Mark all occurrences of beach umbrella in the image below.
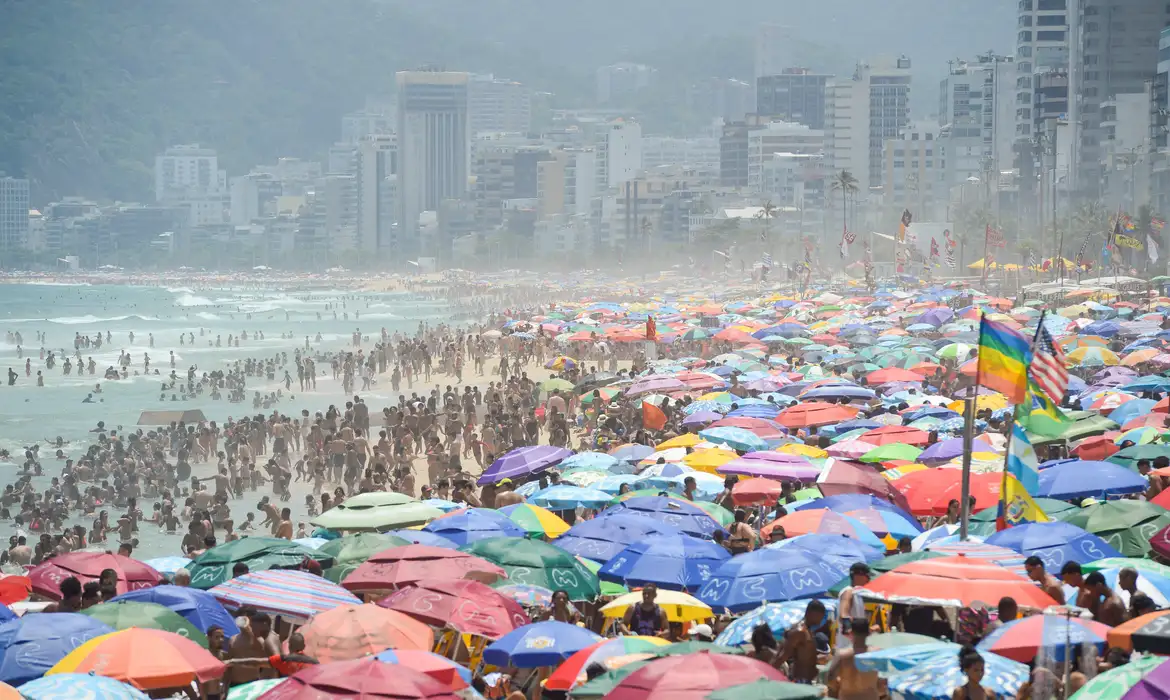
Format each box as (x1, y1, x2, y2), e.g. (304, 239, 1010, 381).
(371, 649, 473, 692)
(713, 600, 840, 647)
(317, 532, 412, 582)
(707, 679, 821, 700)
(529, 484, 614, 510)
(795, 493, 915, 520)
(1067, 654, 1169, 700)
(852, 642, 960, 673)
(210, 569, 360, 622)
(541, 377, 575, 392)
(341, 544, 505, 592)
(421, 507, 527, 545)
(859, 555, 1059, 608)
(1107, 610, 1170, 653)
(861, 425, 931, 446)
(894, 469, 1003, 516)
(461, 537, 601, 601)
(874, 648, 1029, 700)
(763, 510, 885, 549)
(716, 452, 819, 481)
(599, 590, 713, 623)
(257, 657, 459, 700)
(545, 637, 671, 692)
(18, 674, 149, 700)
(1068, 346, 1121, 366)
(844, 508, 925, 539)
(79, 601, 208, 645)
(731, 477, 784, 506)
(477, 445, 572, 485)
(28, 552, 162, 599)
(605, 496, 724, 539)
(186, 537, 332, 590)
(767, 534, 885, 570)
(311, 491, 445, 531)
(553, 513, 685, 562)
(483, 621, 602, 668)
(0, 613, 114, 685)
(816, 459, 914, 511)
(977, 615, 1112, 663)
(377, 579, 528, 640)
(299, 603, 435, 662)
(559, 451, 623, 471)
(142, 557, 191, 576)
(985, 522, 1121, 569)
(598, 534, 730, 591)
(604, 652, 787, 700)
(46, 628, 224, 691)
(0, 576, 29, 606)
(380, 529, 457, 549)
(1037, 460, 1147, 500)
(697, 547, 850, 612)
(776, 403, 859, 428)
(828, 439, 880, 460)
(859, 443, 923, 463)
(1064, 501, 1170, 557)
(110, 586, 238, 636)
(498, 503, 571, 538)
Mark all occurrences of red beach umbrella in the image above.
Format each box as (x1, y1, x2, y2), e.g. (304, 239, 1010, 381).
(816, 459, 913, 513)
(341, 545, 505, 593)
(776, 403, 859, 428)
(861, 555, 1059, 609)
(893, 468, 1003, 516)
(731, 478, 784, 507)
(377, 579, 530, 640)
(28, 552, 161, 599)
(860, 425, 930, 447)
(256, 657, 459, 700)
(605, 651, 787, 700)
(299, 603, 435, 662)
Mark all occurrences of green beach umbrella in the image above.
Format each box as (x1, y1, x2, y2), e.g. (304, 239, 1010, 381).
(310, 491, 444, 531)
(1083, 558, 1170, 577)
(574, 556, 628, 597)
(80, 601, 208, 645)
(579, 387, 622, 404)
(1062, 501, 1170, 557)
(859, 443, 922, 463)
(318, 532, 410, 583)
(707, 680, 821, 700)
(461, 537, 600, 601)
(610, 489, 662, 505)
(1109, 444, 1170, 468)
(937, 343, 975, 361)
(867, 632, 941, 650)
(187, 537, 333, 589)
(971, 499, 1079, 525)
(1068, 654, 1167, 700)
(227, 678, 286, 700)
(691, 500, 734, 527)
(541, 378, 575, 392)
(792, 487, 820, 500)
(569, 662, 651, 698)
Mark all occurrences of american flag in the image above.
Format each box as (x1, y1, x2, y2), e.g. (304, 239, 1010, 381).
(1030, 321, 1069, 406)
(761, 253, 773, 269)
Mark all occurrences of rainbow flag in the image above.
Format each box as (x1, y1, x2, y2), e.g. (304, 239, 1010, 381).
(976, 317, 1031, 403)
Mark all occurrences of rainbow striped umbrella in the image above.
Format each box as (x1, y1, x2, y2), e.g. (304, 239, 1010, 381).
(209, 569, 359, 622)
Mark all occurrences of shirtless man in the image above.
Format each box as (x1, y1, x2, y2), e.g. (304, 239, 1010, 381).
(494, 478, 525, 507)
(1025, 556, 1066, 605)
(228, 610, 281, 686)
(775, 599, 829, 683)
(275, 507, 293, 540)
(257, 498, 281, 535)
(826, 619, 884, 700)
(1084, 571, 1127, 626)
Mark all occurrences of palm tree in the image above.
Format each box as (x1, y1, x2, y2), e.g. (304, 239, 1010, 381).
(954, 201, 994, 271)
(831, 170, 859, 238)
(755, 200, 778, 249)
(640, 216, 654, 255)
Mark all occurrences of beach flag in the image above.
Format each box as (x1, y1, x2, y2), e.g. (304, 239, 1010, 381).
(1150, 234, 1161, 264)
(976, 316, 1031, 403)
(1006, 421, 1041, 494)
(641, 401, 667, 431)
(898, 209, 912, 242)
(929, 237, 939, 260)
(1029, 320, 1068, 406)
(995, 472, 1050, 531)
(1016, 380, 1073, 437)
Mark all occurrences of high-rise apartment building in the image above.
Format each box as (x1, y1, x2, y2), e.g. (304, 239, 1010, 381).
(356, 134, 398, 254)
(825, 57, 912, 196)
(686, 78, 753, 123)
(154, 145, 223, 202)
(469, 75, 532, 134)
(0, 175, 30, 253)
(396, 70, 470, 252)
(756, 69, 831, 129)
(938, 55, 1016, 190)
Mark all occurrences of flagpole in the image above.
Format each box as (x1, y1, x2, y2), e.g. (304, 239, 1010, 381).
(960, 314, 984, 541)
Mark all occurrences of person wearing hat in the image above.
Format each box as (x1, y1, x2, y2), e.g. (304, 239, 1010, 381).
(837, 562, 871, 644)
(495, 478, 524, 507)
(688, 623, 715, 643)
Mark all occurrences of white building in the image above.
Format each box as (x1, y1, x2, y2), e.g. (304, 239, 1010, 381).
(596, 63, 656, 104)
(595, 120, 643, 190)
(641, 136, 721, 173)
(825, 57, 912, 197)
(356, 134, 398, 254)
(154, 145, 224, 202)
(396, 70, 470, 250)
(1014, 0, 1070, 179)
(0, 175, 30, 253)
(537, 148, 598, 221)
(469, 75, 532, 135)
(747, 120, 824, 194)
(938, 55, 1016, 191)
(883, 124, 945, 220)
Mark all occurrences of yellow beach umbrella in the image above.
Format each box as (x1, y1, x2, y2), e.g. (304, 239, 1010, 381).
(682, 448, 739, 474)
(601, 590, 712, 623)
(778, 443, 828, 459)
(656, 433, 703, 451)
(947, 394, 1008, 414)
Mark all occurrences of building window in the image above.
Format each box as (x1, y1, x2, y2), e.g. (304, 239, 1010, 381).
(1019, 30, 1033, 43)
(1037, 0, 1065, 9)
(1020, 15, 1033, 26)
(1037, 14, 1065, 25)
(1037, 31, 1065, 41)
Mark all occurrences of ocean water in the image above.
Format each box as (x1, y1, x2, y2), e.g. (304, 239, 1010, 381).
(0, 283, 455, 556)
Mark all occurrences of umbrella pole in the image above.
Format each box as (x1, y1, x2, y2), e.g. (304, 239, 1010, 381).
(959, 397, 974, 541)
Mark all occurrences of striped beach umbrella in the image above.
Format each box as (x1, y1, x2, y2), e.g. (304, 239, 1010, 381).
(209, 569, 360, 623)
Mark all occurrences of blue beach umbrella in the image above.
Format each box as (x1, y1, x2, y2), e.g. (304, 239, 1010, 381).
(1107, 398, 1159, 428)
(0, 613, 114, 685)
(1037, 460, 1147, 500)
(984, 521, 1121, 569)
(598, 534, 730, 591)
(605, 496, 723, 539)
(382, 529, 458, 549)
(765, 533, 885, 569)
(421, 508, 526, 545)
(553, 513, 685, 562)
(713, 599, 840, 647)
(111, 585, 239, 636)
(595, 473, 642, 494)
(18, 674, 149, 700)
(878, 648, 1029, 699)
(0, 605, 13, 624)
(725, 404, 784, 419)
(483, 621, 602, 668)
(530, 485, 614, 510)
(699, 427, 769, 452)
(558, 451, 623, 472)
(854, 642, 960, 673)
(795, 494, 917, 524)
(697, 547, 850, 612)
(610, 444, 656, 463)
(420, 498, 463, 513)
